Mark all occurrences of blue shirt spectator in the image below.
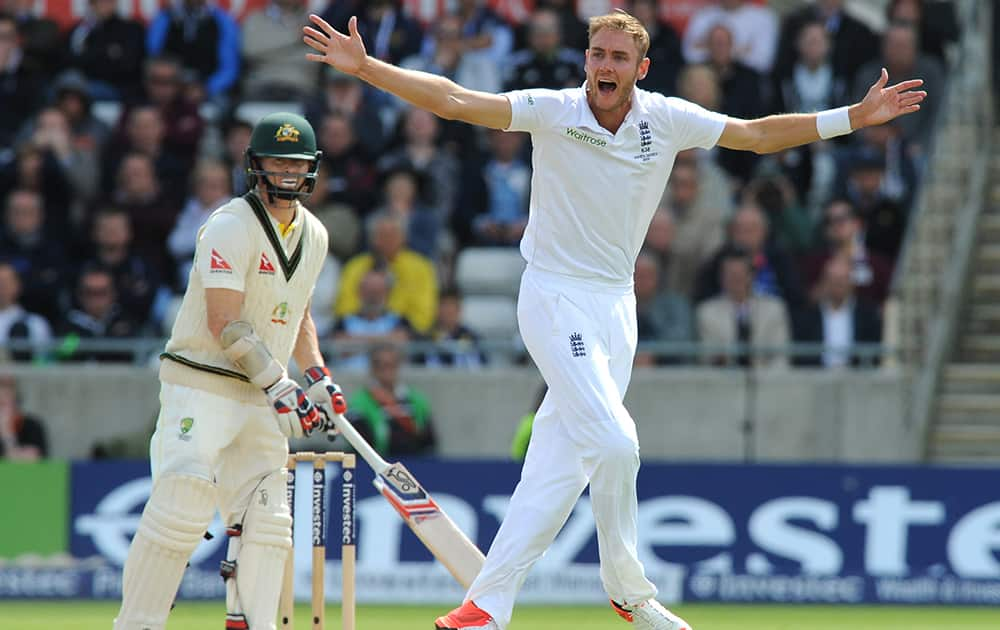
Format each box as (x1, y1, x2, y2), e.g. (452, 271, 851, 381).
(146, 0, 240, 98)
(332, 268, 412, 371)
(465, 129, 530, 247)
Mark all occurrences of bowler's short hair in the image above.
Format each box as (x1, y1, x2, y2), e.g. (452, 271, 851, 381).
(588, 10, 650, 59)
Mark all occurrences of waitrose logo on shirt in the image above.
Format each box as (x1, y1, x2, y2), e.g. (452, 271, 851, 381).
(565, 127, 607, 147)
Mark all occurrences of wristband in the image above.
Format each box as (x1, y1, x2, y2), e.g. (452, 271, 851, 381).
(816, 106, 852, 139)
(304, 366, 331, 386)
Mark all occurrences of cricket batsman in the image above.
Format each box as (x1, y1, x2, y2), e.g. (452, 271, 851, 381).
(302, 8, 925, 630)
(114, 112, 347, 630)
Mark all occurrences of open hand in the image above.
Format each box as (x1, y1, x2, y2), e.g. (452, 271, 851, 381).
(303, 14, 367, 76)
(852, 68, 927, 129)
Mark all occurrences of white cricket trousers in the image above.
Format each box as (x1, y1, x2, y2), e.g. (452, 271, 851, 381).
(467, 266, 657, 628)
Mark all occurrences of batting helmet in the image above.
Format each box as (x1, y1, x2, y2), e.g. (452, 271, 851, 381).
(244, 112, 322, 202)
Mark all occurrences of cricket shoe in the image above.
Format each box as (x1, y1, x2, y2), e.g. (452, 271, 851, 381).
(611, 599, 692, 630)
(434, 600, 499, 629)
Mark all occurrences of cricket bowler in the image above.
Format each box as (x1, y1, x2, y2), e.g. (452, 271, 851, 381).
(303, 9, 925, 630)
(114, 112, 347, 630)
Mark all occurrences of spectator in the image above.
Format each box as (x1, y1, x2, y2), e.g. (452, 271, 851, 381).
(662, 160, 726, 297)
(57, 265, 139, 362)
(774, 0, 879, 88)
(707, 24, 765, 120)
(627, 0, 683, 96)
(335, 212, 438, 334)
(683, 0, 778, 74)
(86, 208, 161, 328)
(378, 107, 460, 221)
(373, 167, 440, 258)
(307, 161, 362, 261)
(167, 159, 231, 289)
(674, 148, 733, 226)
(793, 254, 882, 367)
(774, 20, 849, 115)
(634, 252, 694, 366)
(642, 207, 685, 296)
(65, 0, 146, 101)
(332, 268, 411, 371)
(521, 0, 587, 52)
(3, 0, 61, 79)
(401, 14, 501, 95)
(0, 141, 74, 234)
(801, 198, 893, 306)
(241, 0, 317, 99)
(504, 8, 584, 91)
(51, 72, 111, 203)
(454, 0, 514, 69)
(852, 21, 943, 154)
(22, 107, 96, 211)
(52, 69, 109, 145)
(102, 105, 187, 200)
(306, 68, 387, 157)
(317, 111, 378, 214)
(324, 0, 421, 66)
(0, 13, 45, 149)
(146, 0, 240, 100)
(346, 343, 436, 456)
(310, 248, 342, 338)
(704, 23, 764, 185)
(838, 148, 907, 261)
(0, 374, 47, 459)
(835, 121, 918, 212)
(136, 56, 205, 163)
(0, 189, 65, 321)
(0, 262, 52, 361)
(886, 0, 958, 65)
(769, 20, 845, 207)
(221, 117, 253, 195)
(695, 203, 804, 309)
(696, 246, 790, 368)
(676, 63, 721, 114)
(675, 63, 753, 188)
(417, 288, 487, 368)
(462, 129, 531, 247)
(108, 152, 182, 279)
(743, 173, 814, 255)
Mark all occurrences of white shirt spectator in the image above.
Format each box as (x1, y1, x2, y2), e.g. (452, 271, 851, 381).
(0, 304, 52, 351)
(821, 299, 853, 367)
(683, 2, 778, 74)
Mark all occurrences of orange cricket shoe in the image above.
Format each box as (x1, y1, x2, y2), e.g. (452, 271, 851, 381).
(434, 600, 499, 629)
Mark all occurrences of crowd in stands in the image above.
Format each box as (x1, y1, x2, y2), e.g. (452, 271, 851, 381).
(0, 0, 959, 372)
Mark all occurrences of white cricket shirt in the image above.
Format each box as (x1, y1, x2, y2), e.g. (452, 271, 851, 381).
(505, 85, 726, 286)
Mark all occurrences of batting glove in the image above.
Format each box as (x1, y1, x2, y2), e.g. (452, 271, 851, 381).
(304, 366, 348, 435)
(264, 376, 323, 439)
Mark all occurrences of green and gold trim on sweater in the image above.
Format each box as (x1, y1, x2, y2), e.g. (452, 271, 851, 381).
(243, 192, 306, 281)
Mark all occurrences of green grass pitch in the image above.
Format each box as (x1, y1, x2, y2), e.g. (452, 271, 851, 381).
(1, 601, 998, 629)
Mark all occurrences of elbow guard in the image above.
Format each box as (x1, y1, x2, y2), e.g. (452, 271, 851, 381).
(220, 320, 284, 389)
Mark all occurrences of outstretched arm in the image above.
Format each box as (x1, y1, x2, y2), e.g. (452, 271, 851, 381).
(718, 68, 926, 154)
(303, 14, 512, 130)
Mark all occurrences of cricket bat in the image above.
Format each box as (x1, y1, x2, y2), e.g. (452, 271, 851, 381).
(326, 413, 486, 588)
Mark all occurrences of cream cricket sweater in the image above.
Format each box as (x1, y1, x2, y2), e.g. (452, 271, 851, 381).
(160, 193, 328, 404)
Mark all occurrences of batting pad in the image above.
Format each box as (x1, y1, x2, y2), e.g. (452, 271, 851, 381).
(114, 473, 217, 630)
(234, 470, 293, 629)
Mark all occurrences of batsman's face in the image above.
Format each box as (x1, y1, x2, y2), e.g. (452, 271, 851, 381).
(259, 156, 311, 190)
(585, 29, 649, 116)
